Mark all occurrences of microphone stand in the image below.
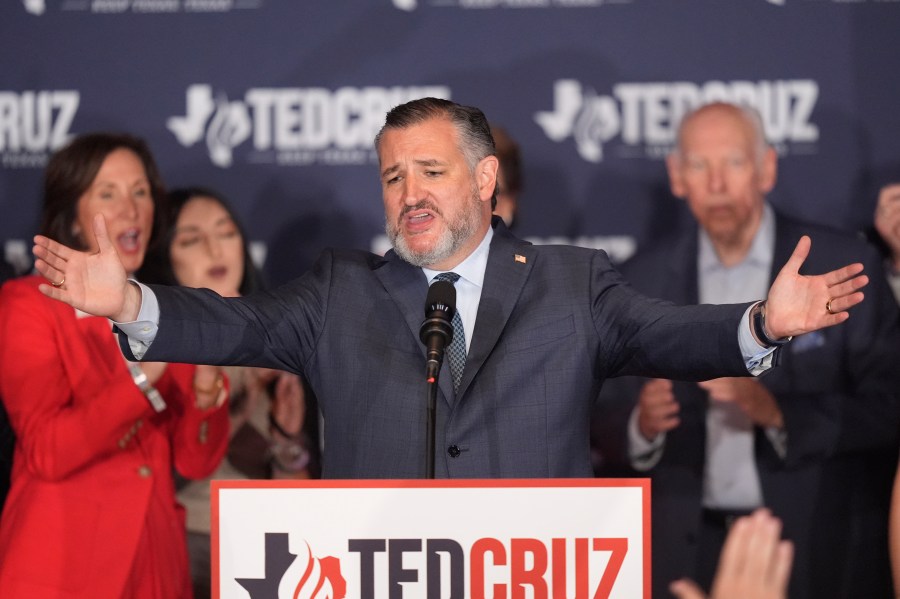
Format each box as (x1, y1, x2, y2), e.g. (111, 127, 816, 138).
(425, 362, 440, 479)
(419, 280, 455, 480)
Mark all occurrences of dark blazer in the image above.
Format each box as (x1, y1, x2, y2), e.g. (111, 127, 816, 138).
(592, 210, 900, 599)
(123, 219, 756, 479)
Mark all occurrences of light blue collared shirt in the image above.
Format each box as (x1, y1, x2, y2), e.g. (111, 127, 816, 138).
(698, 203, 776, 510)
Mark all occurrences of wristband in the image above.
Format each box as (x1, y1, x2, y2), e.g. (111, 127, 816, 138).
(127, 362, 167, 412)
(750, 301, 792, 347)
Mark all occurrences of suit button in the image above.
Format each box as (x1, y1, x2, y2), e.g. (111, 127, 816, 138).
(447, 445, 461, 458)
(138, 465, 152, 478)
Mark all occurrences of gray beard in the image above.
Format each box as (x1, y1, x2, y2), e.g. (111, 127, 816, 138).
(386, 192, 482, 268)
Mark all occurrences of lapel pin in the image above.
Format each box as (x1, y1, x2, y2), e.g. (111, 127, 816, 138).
(514, 254, 527, 264)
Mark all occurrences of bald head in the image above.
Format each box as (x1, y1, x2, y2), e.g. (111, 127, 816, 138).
(674, 102, 770, 166)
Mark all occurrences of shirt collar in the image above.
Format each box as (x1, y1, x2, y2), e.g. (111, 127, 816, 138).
(698, 203, 775, 273)
(423, 225, 493, 289)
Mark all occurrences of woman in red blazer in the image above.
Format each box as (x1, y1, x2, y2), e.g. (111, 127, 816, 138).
(0, 133, 229, 598)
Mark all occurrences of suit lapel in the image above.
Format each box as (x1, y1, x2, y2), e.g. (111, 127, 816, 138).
(661, 229, 700, 304)
(456, 225, 535, 400)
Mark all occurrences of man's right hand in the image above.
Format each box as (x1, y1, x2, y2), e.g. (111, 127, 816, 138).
(33, 213, 141, 322)
(637, 378, 680, 441)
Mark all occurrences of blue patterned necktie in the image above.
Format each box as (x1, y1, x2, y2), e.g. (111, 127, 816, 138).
(433, 272, 466, 393)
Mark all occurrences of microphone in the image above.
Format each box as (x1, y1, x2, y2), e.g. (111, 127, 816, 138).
(419, 280, 456, 383)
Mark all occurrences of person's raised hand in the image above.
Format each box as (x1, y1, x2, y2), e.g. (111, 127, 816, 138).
(764, 235, 867, 339)
(33, 213, 141, 322)
(670, 509, 793, 599)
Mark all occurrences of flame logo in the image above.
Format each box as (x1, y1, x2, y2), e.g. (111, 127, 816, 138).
(572, 90, 619, 163)
(205, 93, 251, 168)
(534, 80, 621, 164)
(280, 542, 347, 599)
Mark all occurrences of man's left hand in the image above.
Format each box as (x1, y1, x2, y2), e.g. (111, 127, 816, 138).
(764, 235, 867, 339)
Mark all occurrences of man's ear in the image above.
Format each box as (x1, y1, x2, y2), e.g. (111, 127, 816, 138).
(666, 153, 686, 199)
(759, 147, 778, 194)
(476, 155, 499, 203)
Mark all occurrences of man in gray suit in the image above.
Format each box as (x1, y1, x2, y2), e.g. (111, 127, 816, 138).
(33, 98, 869, 480)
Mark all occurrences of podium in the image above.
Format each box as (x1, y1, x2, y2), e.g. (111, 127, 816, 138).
(213, 478, 650, 598)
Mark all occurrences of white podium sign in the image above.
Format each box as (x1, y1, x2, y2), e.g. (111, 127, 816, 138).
(213, 478, 649, 599)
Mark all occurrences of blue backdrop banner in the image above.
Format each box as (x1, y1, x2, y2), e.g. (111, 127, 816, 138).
(2, 0, 899, 282)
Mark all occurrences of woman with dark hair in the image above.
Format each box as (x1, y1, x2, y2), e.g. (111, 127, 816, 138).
(139, 187, 318, 599)
(0, 133, 229, 598)
(138, 186, 264, 296)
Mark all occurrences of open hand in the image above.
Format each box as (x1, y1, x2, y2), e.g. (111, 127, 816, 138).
(670, 509, 793, 599)
(33, 214, 141, 322)
(764, 236, 867, 339)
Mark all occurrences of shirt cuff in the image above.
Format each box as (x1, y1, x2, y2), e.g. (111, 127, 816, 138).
(114, 281, 160, 360)
(739, 304, 777, 376)
(628, 405, 665, 471)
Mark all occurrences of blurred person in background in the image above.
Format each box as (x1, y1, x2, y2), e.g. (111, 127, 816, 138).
(0, 259, 13, 515)
(874, 182, 900, 598)
(490, 124, 523, 229)
(0, 133, 229, 598)
(139, 186, 319, 599)
(873, 183, 900, 304)
(592, 102, 900, 599)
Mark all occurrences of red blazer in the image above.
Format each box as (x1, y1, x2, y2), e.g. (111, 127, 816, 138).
(0, 276, 229, 599)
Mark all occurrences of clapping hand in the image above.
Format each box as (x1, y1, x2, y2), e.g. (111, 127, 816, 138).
(636, 378, 680, 441)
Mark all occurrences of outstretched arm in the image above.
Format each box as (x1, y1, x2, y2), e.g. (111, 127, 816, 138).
(764, 235, 868, 339)
(33, 213, 142, 322)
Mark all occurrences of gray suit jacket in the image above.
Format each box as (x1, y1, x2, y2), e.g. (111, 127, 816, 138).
(123, 219, 752, 479)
